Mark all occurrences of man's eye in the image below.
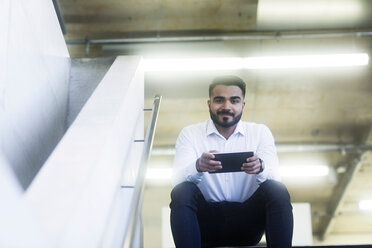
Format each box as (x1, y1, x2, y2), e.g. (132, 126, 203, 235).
(231, 99, 239, 104)
(215, 99, 223, 103)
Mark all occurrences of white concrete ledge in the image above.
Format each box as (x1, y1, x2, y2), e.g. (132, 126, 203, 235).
(24, 56, 144, 248)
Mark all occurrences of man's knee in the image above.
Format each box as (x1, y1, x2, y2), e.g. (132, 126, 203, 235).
(260, 180, 292, 206)
(170, 182, 201, 209)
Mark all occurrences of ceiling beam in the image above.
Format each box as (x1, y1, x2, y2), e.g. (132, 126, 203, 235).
(319, 127, 372, 240)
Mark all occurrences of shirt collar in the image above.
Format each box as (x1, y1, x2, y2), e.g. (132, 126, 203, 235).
(206, 120, 245, 137)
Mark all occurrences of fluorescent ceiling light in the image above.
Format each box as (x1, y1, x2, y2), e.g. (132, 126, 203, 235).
(142, 53, 369, 71)
(257, 0, 363, 29)
(146, 168, 172, 180)
(280, 165, 329, 177)
(143, 57, 244, 72)
(244, 54, 369, 69)
(359, 200, 372, 211)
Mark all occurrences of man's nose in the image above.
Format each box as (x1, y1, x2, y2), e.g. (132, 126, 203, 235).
(222, 101, 231, 109)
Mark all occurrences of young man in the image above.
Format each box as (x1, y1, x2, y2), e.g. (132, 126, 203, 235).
(170, 75, 293, 248)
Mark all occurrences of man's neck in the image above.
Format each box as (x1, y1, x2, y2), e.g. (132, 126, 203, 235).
(214, 123, 237, 140)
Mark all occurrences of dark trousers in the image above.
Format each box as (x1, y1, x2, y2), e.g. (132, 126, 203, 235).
(170, 180, 293, 248)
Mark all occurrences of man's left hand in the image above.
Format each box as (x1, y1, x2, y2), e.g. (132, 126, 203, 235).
(241, 155, 262, 174)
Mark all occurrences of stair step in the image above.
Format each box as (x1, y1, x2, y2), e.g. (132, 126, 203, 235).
(218, 245, 372, 248)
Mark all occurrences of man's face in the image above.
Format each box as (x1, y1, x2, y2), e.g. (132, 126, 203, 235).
(208, 85, 245, 128)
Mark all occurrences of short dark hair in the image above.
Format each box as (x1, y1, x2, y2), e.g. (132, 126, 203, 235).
(209, 75, 246, 98)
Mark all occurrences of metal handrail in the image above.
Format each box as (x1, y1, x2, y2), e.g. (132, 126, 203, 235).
(123, 95, 162, 248)
(66, 31, 372, 45)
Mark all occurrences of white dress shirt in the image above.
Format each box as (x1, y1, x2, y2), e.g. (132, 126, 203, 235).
(173, 120, 281, 203)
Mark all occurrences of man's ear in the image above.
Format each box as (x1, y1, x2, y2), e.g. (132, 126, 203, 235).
(207, 99, 210, 108)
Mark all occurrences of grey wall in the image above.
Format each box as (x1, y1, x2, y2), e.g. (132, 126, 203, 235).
(67, 57, 115, 127)
(0, 0, 70, 189)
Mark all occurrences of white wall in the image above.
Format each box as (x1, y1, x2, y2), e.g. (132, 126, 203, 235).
(0, 154, 51, 247)
(292, 202, 313, 245)
(0, 0, 70, 189)
(0, 1, 146, 247)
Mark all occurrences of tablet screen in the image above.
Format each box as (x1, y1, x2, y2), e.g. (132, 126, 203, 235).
(210, 152, 254, 173)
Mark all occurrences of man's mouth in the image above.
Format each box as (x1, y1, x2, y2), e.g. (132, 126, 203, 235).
(217, 111, 234, 117)
(218, 112, 234, 122)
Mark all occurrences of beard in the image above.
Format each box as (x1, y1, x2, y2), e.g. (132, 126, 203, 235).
(209, 109, 243, 128)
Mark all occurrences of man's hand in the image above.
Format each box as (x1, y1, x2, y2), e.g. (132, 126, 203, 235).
(196, 151, 222, 172)
(241, 155, 262, 174)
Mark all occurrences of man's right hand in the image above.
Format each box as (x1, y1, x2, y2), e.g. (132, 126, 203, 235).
(196, 151, 222, 172)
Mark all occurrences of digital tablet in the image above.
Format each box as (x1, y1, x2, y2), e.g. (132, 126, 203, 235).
(210, 151, 254, 173)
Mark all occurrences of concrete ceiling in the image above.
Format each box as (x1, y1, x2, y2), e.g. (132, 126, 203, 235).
(58, 0, 372, 244)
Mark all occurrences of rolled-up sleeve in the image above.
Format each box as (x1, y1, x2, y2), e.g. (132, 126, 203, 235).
(172, 128, 204, 186)
(255, 124, 281, 183)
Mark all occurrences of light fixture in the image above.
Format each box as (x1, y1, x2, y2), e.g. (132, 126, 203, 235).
(280, 165, 329, 177)
(142, 57, 244, 72)
(142, 53, 369, 72)
(244, 54, 369, 69)
(257, 0, 363, 29)
(359, 200, 372, 211)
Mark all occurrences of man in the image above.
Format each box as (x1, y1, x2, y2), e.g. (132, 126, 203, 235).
(170, 75, 293, 248)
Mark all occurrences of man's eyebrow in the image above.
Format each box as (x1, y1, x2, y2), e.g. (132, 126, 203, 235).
(213, 96, 225, 100)
(230, 96, 241, 100)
